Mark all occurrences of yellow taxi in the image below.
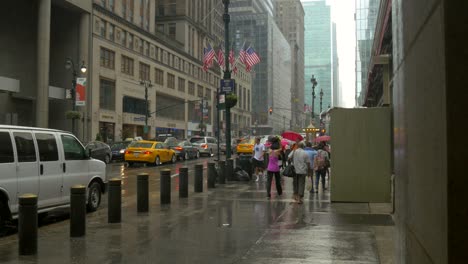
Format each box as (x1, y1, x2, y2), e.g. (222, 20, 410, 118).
(236, 138, 256, 154)
(124, 140, 176, 166)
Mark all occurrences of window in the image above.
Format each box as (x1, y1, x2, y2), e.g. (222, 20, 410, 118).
(109, 0, 114, 10)
(205, 88, 211, 100)
(122, 0, 127, 17)
(157, 24, 164, 32)
(0, 132, 13, 163)
(168, 2, 176, 15)
(128, 33, 133, 49)
(100, 78, 116, 110)
(108, 23, 115, 41)
(155, 68, 164, 85)
(100, 21, 106, 37)
(197, 85, 203, 97)
(35, 133, 58, 162)
(61, 135, 86, 160)
(178, 77, 185, 92)
(168, 23, 176, 39)
(121, 55, 134, 75)
(100, 47, 115, 69)
(188, 81, 195, 95)
(129, 0, 134, 21)
(121, 29, 126, 45)
(247, 90, 250, 111)
(140, 0, 144, 27)
(139, 62, 150, 81)
(123, 96, 147, 115)
(157, 4, 164, 16)
(14, 132, 36, 162)
(167, 73, 175, 89)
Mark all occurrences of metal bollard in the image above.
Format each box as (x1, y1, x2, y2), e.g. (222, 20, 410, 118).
(108, 178, 122, 223)
(226, 159, 234, 181)
(218, 160, 226, 184)
(70, 185, 86, 237)
(160, 169, 171, 204)
(208, 162, 216, 188)
(194, 164, 203, 192)
(179, 167, 189, 198)
(137, 173, 149, 213)
(18, 194, 38, 256)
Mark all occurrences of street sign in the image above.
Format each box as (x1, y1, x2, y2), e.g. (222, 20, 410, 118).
(220, 79, 235, 93)
(218, 93, 226, 110)
(133, 117, 145, 121)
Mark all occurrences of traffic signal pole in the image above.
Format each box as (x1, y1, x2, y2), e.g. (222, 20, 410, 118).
(223, 0, 232, 159)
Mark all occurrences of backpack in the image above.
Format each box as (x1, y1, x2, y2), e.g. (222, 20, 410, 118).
(314, 150, 327, 171)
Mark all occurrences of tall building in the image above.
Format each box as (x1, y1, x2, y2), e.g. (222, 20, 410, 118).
(355, 0, 381, 106)
(274, 0, 306, 131)
(303, 0, 332, 123)
(0, 0, 92, 138)
(230, 0, 292, 135)
(332, 22, 339, 107)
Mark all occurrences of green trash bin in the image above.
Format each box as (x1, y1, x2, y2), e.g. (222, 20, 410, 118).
(238, 154, 253, 180)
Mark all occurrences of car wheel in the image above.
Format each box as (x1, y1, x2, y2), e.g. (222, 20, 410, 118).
(196, 151, 200, 159)
(104, 155, 110, 164)
(184, 152, 189, 160)
(155, 156, 161, 166)
(87, 182, 101, 212)
(171, 155, 176, 163)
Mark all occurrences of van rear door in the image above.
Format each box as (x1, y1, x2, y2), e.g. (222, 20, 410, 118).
(34, 132, 63, 208)
(12, 131, 39, 205)
(0, 130, 17, 212)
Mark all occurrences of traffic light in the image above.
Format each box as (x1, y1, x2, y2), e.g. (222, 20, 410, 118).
(269, 107, 273, 115)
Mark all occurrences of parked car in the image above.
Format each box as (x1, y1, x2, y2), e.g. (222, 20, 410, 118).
(0, 125, 107, 230)
(220, 138, 238, 154)
(189, 136, 218, 156)
(170, 141, 200, 160)
(124, 140, 176, 166)
(163, 137, 179, 148)
(110, 141, 131, 161)
(85, 141, 112, 164)
(236, 137, 256, 155)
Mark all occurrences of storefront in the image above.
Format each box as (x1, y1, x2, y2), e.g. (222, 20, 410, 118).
(99, 121, 115, 143)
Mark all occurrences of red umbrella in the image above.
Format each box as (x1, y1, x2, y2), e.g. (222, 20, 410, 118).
(281, 131, 304, 142)
(314, 135, 331, 142)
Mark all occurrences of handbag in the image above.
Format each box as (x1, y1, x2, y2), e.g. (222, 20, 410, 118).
(282, 151, 296, 177)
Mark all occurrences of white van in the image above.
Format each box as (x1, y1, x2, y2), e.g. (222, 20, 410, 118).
(0, 125, 107, 228)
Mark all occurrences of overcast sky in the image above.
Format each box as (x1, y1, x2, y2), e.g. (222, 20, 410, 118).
(301, 0, 356, 107)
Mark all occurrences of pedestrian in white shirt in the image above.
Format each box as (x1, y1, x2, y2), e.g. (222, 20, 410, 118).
(252, 137, 265, 182)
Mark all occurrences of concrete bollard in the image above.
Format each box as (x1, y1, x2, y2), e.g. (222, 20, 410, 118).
(137, 173, 149, 213)
(70, 185, 86, 237)
(160, 169, 171, 204)
(179, 167, 189, 198)
(226, 159, 234, 181)
(218, 160, 226, 184)
(194, 164, 203, 193)
(18, 194, 38, 256)
(108, 178, 122, 223)
(208, 162, 216, 188)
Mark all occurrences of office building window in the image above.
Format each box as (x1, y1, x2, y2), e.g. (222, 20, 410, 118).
(188, 81, 195, 95)
(100, 47, 115, 69)
(167, 73, 175, 89)
(121, 55, 134, 75)
(99, 20, 106, 37)
(100, 78, 115, 110)
(178, 77, 185, 92)
(109, 0, 114, 10)
(155, 68, 164, 85)
(156, 24, 164, 33)
(168, 1, 176, 15)
(157, 4, 164, 16)
(123, 96, 147, 115)
(122, 0, 127, 17)
(129, 0, 134, 22)
(205, 88, 211, 100)
(139, 62, 150, 81)
(108, 23, 114, 41)
(247, 90, 250, 111)
(168, 23, 176, 39)
(128, 33, 133, 49)
(197, 85, 203, 98)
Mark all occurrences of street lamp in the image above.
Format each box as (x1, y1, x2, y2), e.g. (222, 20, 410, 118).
(311, 75, 317, 124)
(65, 58, 87, 136)
(140, 80, 153, 138)
(222, 0, 233, 159)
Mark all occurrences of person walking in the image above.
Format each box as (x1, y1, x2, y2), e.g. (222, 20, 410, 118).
(313, 143, 330, 193)
(266, 144, 283, 199)
(288, 142, 310, 204)
(304, 141, 318, 193)
(252, 137, 266, 182)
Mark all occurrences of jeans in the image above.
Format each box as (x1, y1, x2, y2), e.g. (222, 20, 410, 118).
(266, 171, 282, 197)
(293, 174, 306, 197)
(315, 169, 327, 190)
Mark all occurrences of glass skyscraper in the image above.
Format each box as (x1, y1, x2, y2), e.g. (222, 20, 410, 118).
(355, 0, 381, 106)
(303, 0, 332, 119)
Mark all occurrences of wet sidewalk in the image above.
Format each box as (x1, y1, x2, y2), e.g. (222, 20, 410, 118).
(0, 175, 395, 264)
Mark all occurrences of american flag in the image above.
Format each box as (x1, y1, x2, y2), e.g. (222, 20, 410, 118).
(245, 47, 260, 72)
(202, 44, 215, 71)
(238, 42, 249, 64)
(217, 47, 225, 70)
(232, 65, 238, 75)
(228, 48, 235, 68)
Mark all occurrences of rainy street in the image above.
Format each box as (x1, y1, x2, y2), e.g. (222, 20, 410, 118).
(0, 156, 394, 263)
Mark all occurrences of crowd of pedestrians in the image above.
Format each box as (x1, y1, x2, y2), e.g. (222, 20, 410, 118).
(250, 136, 331, 204)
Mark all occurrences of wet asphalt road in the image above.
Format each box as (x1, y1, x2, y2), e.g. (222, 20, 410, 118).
(0, 154, 394, 263)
